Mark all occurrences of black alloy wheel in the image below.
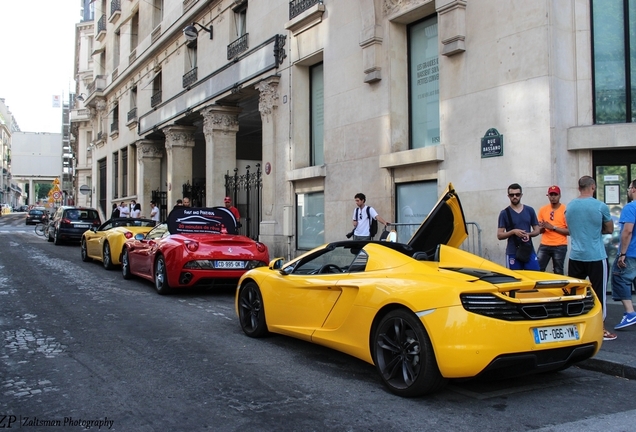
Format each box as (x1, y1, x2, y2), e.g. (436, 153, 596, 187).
(81, 239, 91, 262)
(53, 228, 62, 245)
(238, 282, 269, 338)
(372, 309, 445, 397)
(103, 242, 114, 270)
(154, 256, 172, 295)
(121, 248, 132, 280)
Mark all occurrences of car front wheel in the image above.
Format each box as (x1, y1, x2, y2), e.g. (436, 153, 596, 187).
(154, 256, 171, 295)
(103, 242, 114, 270)
(81, 239, 91, 262)
(372, 309, 445, 397)
(238, 282, 269, 338)
(121, 248, 132, 280)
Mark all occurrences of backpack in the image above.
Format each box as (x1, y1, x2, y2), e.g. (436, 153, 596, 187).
(356, 206, 378, 238)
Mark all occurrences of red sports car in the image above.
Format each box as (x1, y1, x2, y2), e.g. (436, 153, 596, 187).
(120, 206, 269, 294)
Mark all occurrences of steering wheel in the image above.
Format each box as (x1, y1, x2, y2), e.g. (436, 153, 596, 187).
(318, 264, 343, 274)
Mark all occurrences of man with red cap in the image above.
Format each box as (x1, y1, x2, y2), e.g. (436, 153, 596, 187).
(224, 196, 240, 222)
(537, 185, 569, 274)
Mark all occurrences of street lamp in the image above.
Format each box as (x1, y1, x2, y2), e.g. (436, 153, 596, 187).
(183, 22, 213, 41)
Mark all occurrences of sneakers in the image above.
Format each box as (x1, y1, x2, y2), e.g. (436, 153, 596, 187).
(614, 311, 636, 330)
(603, 329, 618, 341)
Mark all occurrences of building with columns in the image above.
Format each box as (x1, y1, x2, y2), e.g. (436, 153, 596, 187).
(70, 0, 636, 265)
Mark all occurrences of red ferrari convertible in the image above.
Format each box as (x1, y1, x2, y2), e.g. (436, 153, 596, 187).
(120, 206, 269, 294)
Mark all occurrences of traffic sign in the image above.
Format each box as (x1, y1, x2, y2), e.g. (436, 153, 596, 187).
(52, 191, 62, 200)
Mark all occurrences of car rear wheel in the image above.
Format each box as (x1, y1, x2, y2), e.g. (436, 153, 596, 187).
(121, 248, 132, 280)
(154, 256, 172, 295)
(53, 229, 62, 245)
(81, 239, 91, 262)
(238, 282, 269, 338)
(372, 309, 445, 397)
(103, 242, 114, 270)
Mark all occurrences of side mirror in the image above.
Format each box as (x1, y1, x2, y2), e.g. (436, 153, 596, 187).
(90, 227, 98, 233)
(269, 257, 285, 270)
(134, 233, 145, 240)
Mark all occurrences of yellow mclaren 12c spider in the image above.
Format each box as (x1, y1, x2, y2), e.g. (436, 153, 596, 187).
(81, 218, 157, 270)
(235, 184, 603, 397)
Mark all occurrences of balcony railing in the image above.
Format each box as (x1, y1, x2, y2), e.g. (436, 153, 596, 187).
(97, 131, 104, 141)
(182, 67, 198, 88)
(151, 91, 162, 107)
(227, 33, 249, 60)
(289, 0, 322, 19)
(97, 14, 106, 34)
(127, 107, 137, 122)
(110, 0, 121, 16)
(110, 121, 119, 133)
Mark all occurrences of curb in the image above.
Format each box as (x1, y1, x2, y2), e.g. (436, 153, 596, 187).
(578, 355, 636, 380)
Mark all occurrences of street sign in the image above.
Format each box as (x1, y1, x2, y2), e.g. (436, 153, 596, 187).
(80, 185, 91, 195)
(481, 128, 504, 158)
(52, 191, 62, 200)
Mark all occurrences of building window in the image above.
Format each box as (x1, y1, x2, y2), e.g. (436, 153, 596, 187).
(234, 1, 247, 38)
(151, 72, 162, 107)
(408, 16, 439, 148)
(121, 148, 128, 197)
(131, 11, 139, 49)
(183, 42, 198, 87)
(153, 0, 163, 28)
(113, 151, 119, 199)
(310, 63, 324, 166)
(128, 86, 137, 122)
(592, 0, 636, 123)
(114, 30, 120, 69)
(99, 157, 107, 215)
(297, 192, 324, 250)
(395, 181, 438, 242)
(111, 103, 119, 133)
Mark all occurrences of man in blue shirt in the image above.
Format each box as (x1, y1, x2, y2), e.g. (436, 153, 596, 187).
(612, 180, 636, 330)
(566, 176, 615, 340)
(497, 183, 541, 270)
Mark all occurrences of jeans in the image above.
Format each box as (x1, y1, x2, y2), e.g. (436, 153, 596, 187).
(507, 252, 540, 270)
(611, 256, 636, 301)
(536, 244, 568, 274)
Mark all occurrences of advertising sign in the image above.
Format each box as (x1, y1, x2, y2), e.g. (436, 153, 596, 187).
(167, 207, 238, 235)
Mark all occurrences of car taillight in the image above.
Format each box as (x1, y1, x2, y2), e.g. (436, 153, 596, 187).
(92, 219, 100, 226)
(255, 242, 266, 253)
(184, 240, 199, 252)
(61, 218, 72, 225)
(124, 231, 133, 239)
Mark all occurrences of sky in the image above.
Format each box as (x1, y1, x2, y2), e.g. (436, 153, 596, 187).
(0, 1, 80, 133)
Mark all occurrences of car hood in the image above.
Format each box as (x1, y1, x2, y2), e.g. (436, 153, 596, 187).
(406, 183, 468, 255)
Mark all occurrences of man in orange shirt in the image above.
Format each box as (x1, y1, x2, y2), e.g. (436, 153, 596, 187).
(537, 185, 569, 274)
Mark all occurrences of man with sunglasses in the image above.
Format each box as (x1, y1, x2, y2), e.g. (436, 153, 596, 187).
(537, 185, 569, 274)
(566, 175, 615, 340)
(497, 183, 541, 270)
(351, 193, 389, 240)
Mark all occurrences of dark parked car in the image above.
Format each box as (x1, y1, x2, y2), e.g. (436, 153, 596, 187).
(25, 207, 49, 225)
(47, 206, 101, 245)
(17, 205, 30, 212)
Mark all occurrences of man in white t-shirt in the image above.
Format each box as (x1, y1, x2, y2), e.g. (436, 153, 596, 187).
(118, 201, 130, 218)
(150, 200, 160, 222)
(351, 192, 389, 240)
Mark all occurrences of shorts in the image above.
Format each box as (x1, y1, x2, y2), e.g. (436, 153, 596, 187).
(611, 256, 636, 301)
(507, 252, 540, 271)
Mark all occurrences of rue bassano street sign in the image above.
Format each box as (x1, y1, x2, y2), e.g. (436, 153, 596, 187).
(481, 128, 503, 158)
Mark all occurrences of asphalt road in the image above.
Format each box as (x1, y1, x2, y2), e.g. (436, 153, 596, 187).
(1, 213, 636, 431)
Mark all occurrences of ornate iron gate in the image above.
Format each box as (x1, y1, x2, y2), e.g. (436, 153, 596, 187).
(151, 190, 168, 222)
(225, 164, 262, 239)
(182, 180, 205, 207)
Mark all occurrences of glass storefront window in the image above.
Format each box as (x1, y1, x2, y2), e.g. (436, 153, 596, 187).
(310, 63, 324, 166)
(408, 16, 440, 148)
(297, 192, 324, 250)
(395, 181, 438, 242)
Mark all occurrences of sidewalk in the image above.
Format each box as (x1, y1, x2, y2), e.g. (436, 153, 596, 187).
(578, 299, 636, 379)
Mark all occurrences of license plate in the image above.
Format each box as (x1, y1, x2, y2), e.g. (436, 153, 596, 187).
(214, 261, 244, 269)
(533, 324, 579, 344)
(75, 224, 90, 229)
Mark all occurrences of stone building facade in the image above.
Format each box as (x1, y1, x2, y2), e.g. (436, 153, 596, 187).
(69, 0, 636, 265)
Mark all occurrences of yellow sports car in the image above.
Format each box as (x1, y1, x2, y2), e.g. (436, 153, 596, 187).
(81, 218, 157, 270)
(235, 184, 603, 397)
